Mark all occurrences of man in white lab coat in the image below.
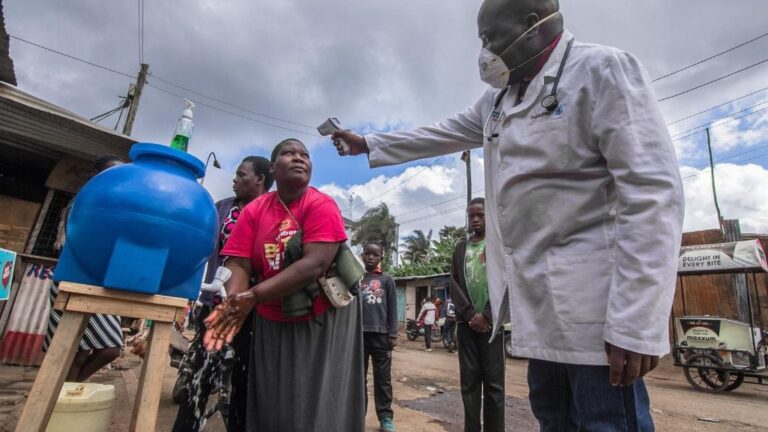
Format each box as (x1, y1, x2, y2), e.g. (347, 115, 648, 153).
(333, 0, 684, 430)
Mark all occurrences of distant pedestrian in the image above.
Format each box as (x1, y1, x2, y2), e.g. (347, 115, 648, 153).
(360, 242, 398, 432)
(443, 297, 457, 353)
(417, 297, 436, 352)
(450, 197, 504, 432)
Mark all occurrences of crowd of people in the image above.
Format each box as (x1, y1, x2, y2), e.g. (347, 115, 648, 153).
(45, 0, 685, 430)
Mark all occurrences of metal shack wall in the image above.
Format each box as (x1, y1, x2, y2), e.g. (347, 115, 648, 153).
(0, 261, 54, 365)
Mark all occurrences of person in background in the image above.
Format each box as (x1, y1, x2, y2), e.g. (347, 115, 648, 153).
(44, 155, 123, 382)
(449, 197, 504, 432)
(443, 297, 457, 353)
(417, 297, 436, 352)
(360, 242, 398, 432)
(172, 155, 273, 432)
(203, 139, 365, 431)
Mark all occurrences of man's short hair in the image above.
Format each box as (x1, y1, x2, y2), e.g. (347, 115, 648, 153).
(242, 156, 274, 190)
(364, 242, 384, 253)
(468, 197, 485, 207)
(270, 138, 304, 163)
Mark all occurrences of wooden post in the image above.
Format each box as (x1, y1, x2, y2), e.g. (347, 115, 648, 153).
(122, 63, 149, 136)
(14, 309, 89, 432)
(14, 282, 187, 432)
(130, 321, 172, 431)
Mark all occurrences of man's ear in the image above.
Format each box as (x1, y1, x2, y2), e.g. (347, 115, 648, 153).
(525, 13, 540, 38)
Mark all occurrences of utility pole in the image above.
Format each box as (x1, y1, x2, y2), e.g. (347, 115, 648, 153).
(461, 150, 471, 204)
(705, 128, 724, 230)
(122, 63, 149, 136)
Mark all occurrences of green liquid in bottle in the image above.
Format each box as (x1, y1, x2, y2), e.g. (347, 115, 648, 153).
(171, 134, 189, 152)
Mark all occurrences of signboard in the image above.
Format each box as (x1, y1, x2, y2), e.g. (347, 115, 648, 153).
(0, 248, 16, 300)
(678, 240, 768, 274)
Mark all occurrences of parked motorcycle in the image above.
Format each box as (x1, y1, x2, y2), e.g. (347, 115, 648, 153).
(406, 318, 443, 341)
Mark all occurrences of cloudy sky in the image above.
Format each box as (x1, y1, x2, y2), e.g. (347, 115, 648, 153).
(5, 0, 768, 244)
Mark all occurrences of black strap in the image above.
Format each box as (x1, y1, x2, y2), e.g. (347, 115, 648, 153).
(550, 39, 574, 102)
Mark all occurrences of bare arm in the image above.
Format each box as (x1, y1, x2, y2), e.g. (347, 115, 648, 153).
(204, 242, 340, 351)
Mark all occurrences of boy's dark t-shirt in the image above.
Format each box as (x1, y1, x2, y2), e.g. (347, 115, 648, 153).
(360, 271, 398, 337)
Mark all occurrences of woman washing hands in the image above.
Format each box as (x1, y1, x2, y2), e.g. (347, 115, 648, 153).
(203, 139, 365, 431)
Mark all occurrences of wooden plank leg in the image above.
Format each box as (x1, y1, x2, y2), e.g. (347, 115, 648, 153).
(15, 311, 89, 432)
(130, 321, 172, 432)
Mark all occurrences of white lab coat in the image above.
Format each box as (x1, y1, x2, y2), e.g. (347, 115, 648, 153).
(366, 31, 684, 365)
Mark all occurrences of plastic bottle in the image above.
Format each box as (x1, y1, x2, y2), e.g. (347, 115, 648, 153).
(170, 99, 195, 152)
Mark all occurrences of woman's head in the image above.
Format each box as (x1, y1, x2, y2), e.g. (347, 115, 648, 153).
(271, 139, 312, 190)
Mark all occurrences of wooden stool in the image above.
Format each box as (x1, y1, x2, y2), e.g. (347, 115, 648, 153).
(15, 282, 188, 432)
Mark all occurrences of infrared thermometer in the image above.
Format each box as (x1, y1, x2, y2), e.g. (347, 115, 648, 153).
(317, 117, 350, 155)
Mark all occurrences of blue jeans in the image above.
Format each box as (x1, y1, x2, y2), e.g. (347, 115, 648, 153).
(527, 359, 654, 432)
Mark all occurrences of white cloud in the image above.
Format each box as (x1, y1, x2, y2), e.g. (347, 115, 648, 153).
(318, 153, 486, 238)
(681, 163, 768, 234)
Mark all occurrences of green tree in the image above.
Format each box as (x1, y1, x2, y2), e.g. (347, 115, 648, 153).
(401, 229, 432, 264)
(350, 203, 397, 264)
(390, 225, 466, 277)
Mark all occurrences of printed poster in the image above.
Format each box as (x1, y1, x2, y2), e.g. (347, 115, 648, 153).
(0, 248, 17, 301)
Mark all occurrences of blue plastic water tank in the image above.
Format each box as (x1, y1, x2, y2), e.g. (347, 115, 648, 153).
(54, 143, 218, 299)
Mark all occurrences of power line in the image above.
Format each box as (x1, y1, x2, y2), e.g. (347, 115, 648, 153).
(653, 31, 768, 82)
(393, 188, 485, 219)
(149, 73, 317, 130)
(10, 34, 322, 135)
(671, 104, 768, 143)
(9, 34, 136, 79)
(666, 87, 768, 126)
(681, 146, 768, 181)
(398, 203, 467, 226)
(146, 83, 323, 138)
(348, 157, 445, 212)
(658, 57, 768, 102)
(670, 100, 768, 139)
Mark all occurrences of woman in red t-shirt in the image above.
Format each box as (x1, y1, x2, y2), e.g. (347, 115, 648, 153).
(203, 139, 365, 431)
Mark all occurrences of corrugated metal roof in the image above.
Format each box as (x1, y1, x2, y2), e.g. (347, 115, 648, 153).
(0, 82, 135, 160)
(393, 272, 450, 282)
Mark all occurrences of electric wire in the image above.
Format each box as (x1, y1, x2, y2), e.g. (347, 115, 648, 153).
(670, 100, 768, 139)
(652, 31, 768, 82)
(347, 157, 446, 212)
(90, 104, 125, 122)
(666, 87, 768, 126)
(149, 73, 317, 130)
(146, 83, 323, 138)
(658, 57, 768, 102)
(671, 105, 768, 143)
(9, 35, 136, 79)
(10, 34, 321, 134)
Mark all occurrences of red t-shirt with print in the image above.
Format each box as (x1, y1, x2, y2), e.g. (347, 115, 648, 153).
(221, 187, 347, 322)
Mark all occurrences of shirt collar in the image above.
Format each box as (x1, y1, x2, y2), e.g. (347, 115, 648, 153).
(540, 29, 574, 80)
(524, 31, 564, 81)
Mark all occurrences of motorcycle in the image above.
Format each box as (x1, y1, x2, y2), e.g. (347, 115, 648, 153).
(406, 317, 444, 341)
(168, 267, 234, 422)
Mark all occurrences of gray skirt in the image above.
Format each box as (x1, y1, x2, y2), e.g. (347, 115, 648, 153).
(247, 297, 365, 432)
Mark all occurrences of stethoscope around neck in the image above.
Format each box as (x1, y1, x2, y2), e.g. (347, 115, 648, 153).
(482, 38, 574, 142)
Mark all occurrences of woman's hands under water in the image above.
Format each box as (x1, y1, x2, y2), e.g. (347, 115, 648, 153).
(203, 289, 258, 352)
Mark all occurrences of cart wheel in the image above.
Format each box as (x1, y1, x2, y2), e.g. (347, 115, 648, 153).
(683, 353, 731, 392)
(723, 373, 744, 392)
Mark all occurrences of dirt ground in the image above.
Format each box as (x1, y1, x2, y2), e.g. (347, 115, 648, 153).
(3, 336, 768, 431)
(158, 337, 768, 431)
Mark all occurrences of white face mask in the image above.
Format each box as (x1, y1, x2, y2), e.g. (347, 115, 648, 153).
(478, 11, 562, 88)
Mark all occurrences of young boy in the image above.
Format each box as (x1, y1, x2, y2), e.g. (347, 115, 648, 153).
(360, 242, 398, 432)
